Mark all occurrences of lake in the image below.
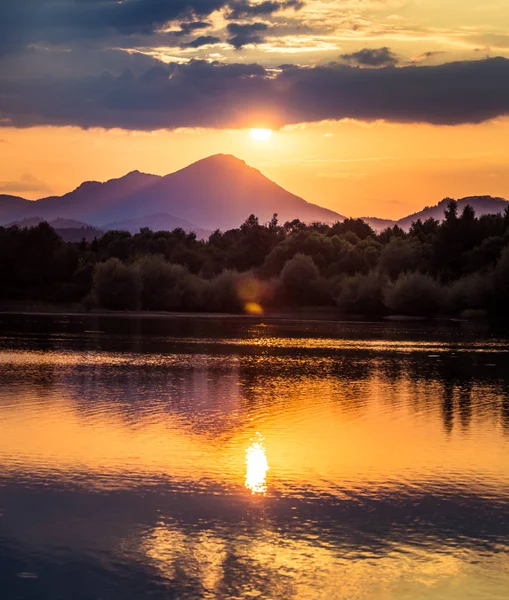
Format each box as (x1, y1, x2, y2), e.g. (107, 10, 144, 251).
(0, 314, 508, 599)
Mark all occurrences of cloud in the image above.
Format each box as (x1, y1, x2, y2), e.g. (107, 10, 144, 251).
(181, 36, 222, 49)
(227, 0, 304, 19)
(1, 58, 509, 130)
(340, 47, 399, 67)
(227, 23, 269, 48)
(0, 174, 51, 194)
(0, 0, 230, 56)
(411, 51, 446, 64)
(176, 21, 212, 37)
(0, 0, 306, 56)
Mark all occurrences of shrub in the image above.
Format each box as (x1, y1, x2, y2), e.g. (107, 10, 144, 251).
(205, 270, 244, 313)
(491, 246, 509, 314)
(446, 273, 493, 314)
(279, 253, 323, 305)
(135, 255, 178, 310)
(135, 255, 209, 311)
(335, 271, 388, 315)
(379, 237, 423, 280)
(93, 258, 140, 310)
(384, 272, 443, 316)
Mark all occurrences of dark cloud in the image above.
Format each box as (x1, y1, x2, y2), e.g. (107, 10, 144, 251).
(1, 58, 509, 130)
(0, 47, 159, 80)
(227, 0, 304, 19)
(181, 36, 222, 49)
(0, 0, 229, 56)
(176, 20, 212, 37)
(412, 51, 446, 64)
(227, 22, 269, 48)
(340, 47, 399, 68)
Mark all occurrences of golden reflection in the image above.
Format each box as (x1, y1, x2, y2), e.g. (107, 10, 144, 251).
(245, 433, 269, 495)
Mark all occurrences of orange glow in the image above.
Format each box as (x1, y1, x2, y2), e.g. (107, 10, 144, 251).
(2, 120, 509, 219)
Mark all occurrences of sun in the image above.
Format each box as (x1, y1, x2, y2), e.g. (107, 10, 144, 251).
(251, 128, 273, 142)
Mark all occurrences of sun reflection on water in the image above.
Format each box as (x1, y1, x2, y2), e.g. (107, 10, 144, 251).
(245, 433, 269, 495)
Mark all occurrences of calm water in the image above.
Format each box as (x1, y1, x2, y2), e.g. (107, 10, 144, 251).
(0, 314, 508, 600)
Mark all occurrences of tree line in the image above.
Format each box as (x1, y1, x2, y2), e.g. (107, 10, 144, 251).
(2, 200, 509, 317)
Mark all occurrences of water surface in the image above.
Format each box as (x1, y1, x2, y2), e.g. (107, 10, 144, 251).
(0, 314, 508, 599)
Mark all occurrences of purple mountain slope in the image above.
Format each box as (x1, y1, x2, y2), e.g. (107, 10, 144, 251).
(0, 155, 343, 230)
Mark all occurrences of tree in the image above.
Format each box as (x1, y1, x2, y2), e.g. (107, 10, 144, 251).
(135, 255, 181, 310)
(279, 253, 322, 305)
(379, 237, 424, 280)
(93, 258, 140, 310)
(492, 246, 509, 314)
(384, 272, 443, 316)
(335, 271, 387, 315)
(446, 273, 493, 314)
(331, 218, 375, 240)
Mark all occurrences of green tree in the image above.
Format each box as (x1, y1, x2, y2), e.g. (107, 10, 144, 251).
(384, 272, 443, 316)
(93, 258, 140, 310)
(279, 253, 324, 305)
(379, 237, 424, 279)
(335, 271, 388, 315)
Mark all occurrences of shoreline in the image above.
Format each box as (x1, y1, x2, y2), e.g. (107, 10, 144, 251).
(0, 302, 486, 324)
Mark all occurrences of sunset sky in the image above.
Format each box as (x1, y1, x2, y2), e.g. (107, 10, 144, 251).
(1, 0, 509, 219)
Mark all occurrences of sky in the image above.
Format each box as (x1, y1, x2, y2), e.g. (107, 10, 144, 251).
(1, 0, 509, 219)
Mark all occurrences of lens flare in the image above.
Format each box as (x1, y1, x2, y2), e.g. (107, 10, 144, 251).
(244, 302, 264, 316)
(245, 433, 269, 495)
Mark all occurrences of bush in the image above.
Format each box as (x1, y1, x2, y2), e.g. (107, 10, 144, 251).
(205, 270, 244, 313)
(491, 246, 509, 314)
(379, 238, 423, 279)
(135, 255, 177, 310)
(135, 255, 209, 311)
(384, 272, 443, 316)
(93, 258, 140, 310)
(446, 272, 493, 314)
(335, 271, 388, 315)
(279, 253, 326, 305)
(177, 271, 208, 311)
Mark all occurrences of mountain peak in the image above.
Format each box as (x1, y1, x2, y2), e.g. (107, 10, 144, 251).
(0, 155, 343, 230)
(201, 153, 246, 165)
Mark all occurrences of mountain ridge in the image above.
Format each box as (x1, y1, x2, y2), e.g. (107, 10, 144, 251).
(0, 154, 344, 231)
(0, 155, 507, 234)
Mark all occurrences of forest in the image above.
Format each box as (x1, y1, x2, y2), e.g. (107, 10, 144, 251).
(1, 200, 509, 318)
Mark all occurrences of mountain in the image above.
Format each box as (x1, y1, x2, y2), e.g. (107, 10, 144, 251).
(103, 213, 210, 239)
(0, 194, 33, 223)
(7, 217, 104, 242)
(106, 154, 343, 229)
(8, 216, 96, 229)
(396, 196, 509, 230)
(362, 195, 509, 232)
(0, 155, 344, 231)
(0, 157, 507, 235)
(359, 217, 397, 232)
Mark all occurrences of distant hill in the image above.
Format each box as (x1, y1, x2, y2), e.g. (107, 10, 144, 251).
(7, 217, 104, 242)
(359, 217, 398, 232)
(362, 196, 509, 232)
(8, 216, 97, 230)
(0, 194, 33, 223)
(103, 213, 211, 240)
(0, 155, 344, 232)
(0, 158, 507, 235)
(396, 196, 509, 230)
